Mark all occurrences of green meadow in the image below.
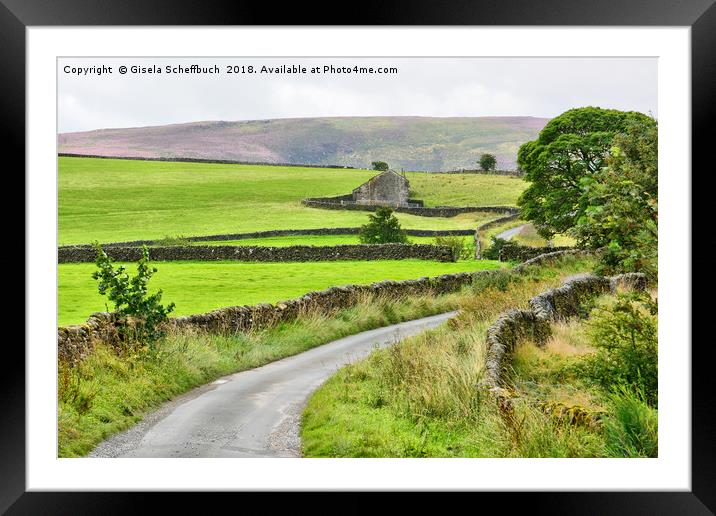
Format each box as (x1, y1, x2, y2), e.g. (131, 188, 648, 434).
(58, 157, 526, 245)
(183, 235, 440, 247)
(58, 157, 525, 326)
(58, 259, 504, 326)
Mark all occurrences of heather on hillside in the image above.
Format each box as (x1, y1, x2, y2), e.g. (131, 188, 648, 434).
(58, 116, 548, 171)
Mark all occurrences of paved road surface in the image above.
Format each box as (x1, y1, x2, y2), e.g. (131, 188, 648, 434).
(90, 311, 457, 458)
(495, 223, 528, 241)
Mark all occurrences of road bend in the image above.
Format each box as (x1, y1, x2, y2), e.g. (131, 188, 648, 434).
(90, 311, 457, 458)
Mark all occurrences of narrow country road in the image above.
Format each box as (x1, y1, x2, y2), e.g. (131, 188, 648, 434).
(89, 311, 457, 458)
(495, 223, 528, 241)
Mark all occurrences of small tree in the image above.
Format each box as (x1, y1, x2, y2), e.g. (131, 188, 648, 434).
(478, 153, 497, 172)
(572, 118, 658, 279)
(371, 161, 389, 172)
(92, 243, 175, 345)
(359, 207, 409, 244)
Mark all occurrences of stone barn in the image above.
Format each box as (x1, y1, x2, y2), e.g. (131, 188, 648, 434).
(352, 170, 410, 207)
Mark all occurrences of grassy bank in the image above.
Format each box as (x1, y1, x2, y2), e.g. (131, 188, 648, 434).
(58, 259, 504, 326)
(59, 289, 475, 457)
(510, 223, 576, 248)
(505, 291, 658, 458)
(479, 220, 576, 250)
(301, 257, 656, 458)
(59, 157, 525, 245)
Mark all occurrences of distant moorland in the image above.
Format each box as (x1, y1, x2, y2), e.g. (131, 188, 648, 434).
(58, 116, 549, 171)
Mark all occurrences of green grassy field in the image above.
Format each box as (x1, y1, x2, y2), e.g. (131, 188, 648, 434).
(58, 259, 504, 326)
(58, 157, 526, 245)
(181, 235, 442, 247)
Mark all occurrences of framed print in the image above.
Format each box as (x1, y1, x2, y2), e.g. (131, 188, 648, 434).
(4, 0, 711, 512)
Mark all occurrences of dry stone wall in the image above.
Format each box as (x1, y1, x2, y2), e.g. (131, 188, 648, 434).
(440, 169, 524, 177)
(58, 153, 356, 170)
(475, 212, 521, 233)
(498, 243, 574, 262)
(60, 227, 475, 249)
(57, 312, 119, 364)
(58, 243, 456, 264)
(473, 212, 524, 259)
(513, 249, 593, 272)
(302, 197, 518, 218)
(482, 271, 648, 390)
(58, 270, 486, 364)
(57, 248, 594, 365)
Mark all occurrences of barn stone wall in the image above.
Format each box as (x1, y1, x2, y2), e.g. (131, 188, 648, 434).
(352, 171, 410, 206)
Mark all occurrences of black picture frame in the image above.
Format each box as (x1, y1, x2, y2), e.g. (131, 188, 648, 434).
(4, 0, 710, 512)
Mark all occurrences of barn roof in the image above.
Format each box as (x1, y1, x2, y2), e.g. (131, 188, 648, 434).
(352, 170, 408, 193)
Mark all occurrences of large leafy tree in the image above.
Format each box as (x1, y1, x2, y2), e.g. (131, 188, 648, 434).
(573, 118, 658, 278)
(517, 107, 653, 238)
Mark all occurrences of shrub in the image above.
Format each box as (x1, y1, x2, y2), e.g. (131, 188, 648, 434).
(435, 236, 472, 261)
(359, 207, 409, 244)
(92, 242, 175, 346)
(481, 236, 510, 260)
(580, 291, 658, 405)
(603, 385, 658, 457)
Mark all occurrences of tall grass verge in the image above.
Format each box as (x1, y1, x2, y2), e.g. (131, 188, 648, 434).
(497, 291, 657, 458)
(59, 290, 466, 457)
(301, 254, 599, 457)
(603, 385, 658, 458)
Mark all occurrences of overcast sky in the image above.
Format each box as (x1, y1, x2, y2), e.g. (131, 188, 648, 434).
(58, 57, 657, 133)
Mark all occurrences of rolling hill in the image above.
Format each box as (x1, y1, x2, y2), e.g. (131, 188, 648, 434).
(58, 116, 548, 171)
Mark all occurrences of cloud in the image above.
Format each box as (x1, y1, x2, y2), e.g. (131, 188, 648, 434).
(58, 57, 657, 133)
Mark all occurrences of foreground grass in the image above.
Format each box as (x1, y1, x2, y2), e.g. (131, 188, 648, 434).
(302, 281, 657, 458)
(59, 291, 472, 457)
(507, 294, 657, 458)
(58, 259, 504, 326)
(301, 255, 604, 457)
(505, 320, 611, 457)
(58, 157, 524, 245)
